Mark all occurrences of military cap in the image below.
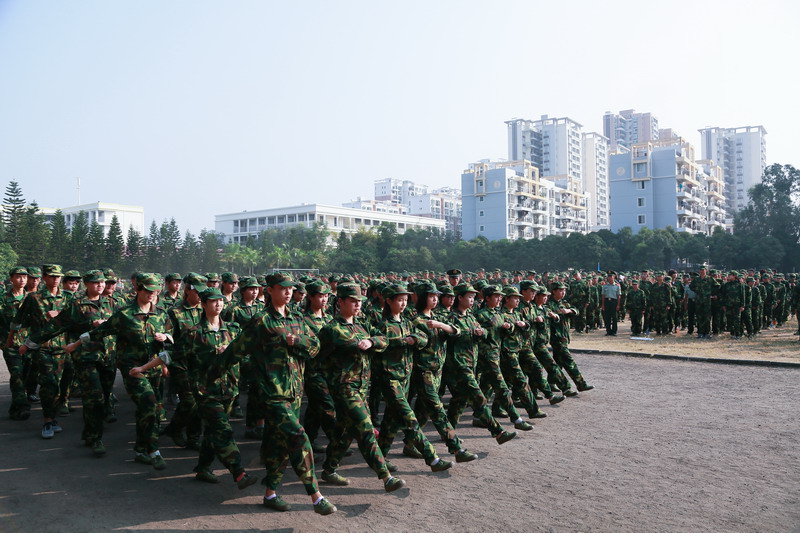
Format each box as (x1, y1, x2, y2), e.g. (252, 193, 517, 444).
(382, 283, 412, 298)
(204, 272, 221, 282)
(8, 266, 28, 277)
(238, 276, 260, 289)
(789, 274, 797, 279)
(728, 270, 738, 277)
(328, 274, 341, 283)
(199, 287, 224, 301)
(502, 286, 522, 297)
(519, 280, 538, 291)
(482, 284, 502, 297)
(64, 270, 81, 280)
(746, 276, 755, 283)
(27, 266, 42, 278)
(221, 272, 239, 283)
(165, 273, 182, 282)
(631, 278, 640, 284)
(453, 283, 478, 296)
(337, 282, 366, 301)
(42, 264, 64, 277)
(267, 272, 295, 287)
(446, 269, 462, 277)
(183, 272, 208, 291)
(256, 275, 267, 286)
(535, 286, 551, 296)
(550, 281, 567, 290)
(709, 269, 718, 275)
(103, 268, 119, 282)
(305, 279, 331, 295)
(81, 270, 105, 283)
(439, 285, 455, 296)
(293, 281, 307, 293)
(473, 279, 489, 291)
(299, 275, 313, 283)
(414, 281, 441, 296)
(135, 273, 161, 292)
(776, 272, 785, 278)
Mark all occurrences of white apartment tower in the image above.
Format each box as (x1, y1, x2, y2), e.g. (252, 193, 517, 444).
(698, 126, 767, 212)
(582, 132, 610, 231)
(603, 109, 660, 152)
(374, 178, 428, 205)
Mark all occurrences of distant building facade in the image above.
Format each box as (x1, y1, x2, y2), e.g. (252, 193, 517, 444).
(698, 125, 767, 212)
(370, 178, 462, 238)
(603, 109, 660, 152)
(582, 132, 610, 231)
(39, 202, 145, 237)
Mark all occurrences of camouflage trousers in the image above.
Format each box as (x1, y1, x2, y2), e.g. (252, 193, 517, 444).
(3, 345, 31, 417)
(650, 306, 671, 335)
(75, 359, 116, 444)
(196, 396, 244, 478)
(324, 384, 389, 479)
(411, 367, 463, 454)
(242, 359, 264, 428)
(260, 398, 318, 495)
(531, 342, 571, 393)
(550, 342, 588, 390)
(164, 363, 201, 442)
(741, 309, 754, 336)
(500, 350, 541, 417)
(122, 369, 161, 454)
(368, 366, 384, 426)
(377, 374, 438, 464)
(303, 371, 336, 445)
(628, 308, 645, 335)
(725, 308, 743, 337)
(696, 303, 712, 335)
(572, 302, 588, 332)
(477, 351, 521, 421)
(444, 364, 504, 438)
(58, 353, 75, 410)
(34, 348, 66, 420)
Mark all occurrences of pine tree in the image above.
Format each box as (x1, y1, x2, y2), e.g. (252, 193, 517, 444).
(178, 230, 198, 273)
(17, 202, 49, 266)
(3, 180, 26, 252)
(105, 215, 125, 271)
(47, 210, 70, 266)
(70, 211, 89, 270)
(145, 220, 160, 272)
(198, 229, 222, 273)
(85, 220, 106, 268)
(125, 226, 144, 274)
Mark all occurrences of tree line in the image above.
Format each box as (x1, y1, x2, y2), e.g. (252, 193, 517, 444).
(1, 164, 797, 276)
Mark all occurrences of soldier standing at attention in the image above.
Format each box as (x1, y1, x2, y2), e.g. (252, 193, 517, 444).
(649, 272, 674, 336)
(2, 267, 31, 420)
(568, 272, 589, 333)
(625, 279, 647, 336)
(720, 271, 745, 339)
(601, 272, 621, 336)
(547, 282, 594, 393)
(690, 266, 717, 339)
(211, 272, 336, 515)
(161, 273, 183, 309)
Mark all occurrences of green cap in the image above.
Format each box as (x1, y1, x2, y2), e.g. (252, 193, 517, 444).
(204, 272, 220, 282)
(482, 284, 502, 297)
(293, 281, 307, 293)
(83, 270, 106, 283)
(199, 287, 225, 301)
(305, 280, 332, 296)
(535, 286, 551, 296)
(8, 266, 28, 277)
(256, 275, 267, 286)
(103, 268, 119, 282)
(267, 272, 295, 287)
(337, 283, 366, 301)
(165, 273, 182, 282)
(439, 285, 455, 296)
(446, 269, 462, 277)
(414, 281, 441, 296)
(382, 283, 412, 299)
(519, 280, 538, 291)
(64, 270, 81, 280)
(453, 283, 478, 296)
(135, 273, 161, 292)
(221, 272, 239, 283)
(238, 276, 260, 289)
(550, 281, 567, 290)
(183, 272, 208, 291)
(42, 264, 64, 277)
(27, 267, 42, 278)
(502, 286, 522, 297)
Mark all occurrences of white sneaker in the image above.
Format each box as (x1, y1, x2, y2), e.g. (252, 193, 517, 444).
(51, 420, 63, 433)
(41, 423, 54, 439)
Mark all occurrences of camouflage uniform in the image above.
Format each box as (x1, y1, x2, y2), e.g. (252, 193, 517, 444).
(301, 304, 336, 449)
(720, 275, 745, 338)
(498, 298, 542, 417)
(689, 273, 717, 337)
(164, 299, 204, 444)
(474, 301, 522, 421)
(546, 288, 591, 391)
(648, 279, 674, 335)
(625, 284, 647, 336)
(518, 295, 560, 400)
(1, 271, 31, 419)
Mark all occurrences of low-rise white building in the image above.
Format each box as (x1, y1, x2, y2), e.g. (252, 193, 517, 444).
(39, 202, 145, 237)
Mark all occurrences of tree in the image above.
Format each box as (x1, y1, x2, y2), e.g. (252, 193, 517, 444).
(69, 211, 90, 270)
(125, 226, 145, 274)
(105, 215, 125, 271)
(197, 230, 223, 273)
(85, 220, 106, 268)
(47, 210, 70, 266)
(3, 180, 26, 251)
(17, 203, 49, 266)
(145, 220, 160, 272)
(0, 242, 19, 275)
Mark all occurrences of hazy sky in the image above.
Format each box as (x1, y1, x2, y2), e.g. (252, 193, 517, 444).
(1, 0, 797, 234)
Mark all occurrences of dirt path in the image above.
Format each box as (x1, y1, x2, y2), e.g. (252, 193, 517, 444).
(1, 354, 798, 532)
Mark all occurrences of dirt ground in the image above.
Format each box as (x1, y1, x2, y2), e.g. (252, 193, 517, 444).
(1, 351, 799, 532)
(570, 316, 800, 364)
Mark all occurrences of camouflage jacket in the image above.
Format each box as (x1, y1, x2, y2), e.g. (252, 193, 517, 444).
(160, 291, 182, 310)
(30, 296, 115, 363)
(375, 315, 427, 381)
(499, 307, 527, 354)
(187, 316, 241, 400)
(720, 281, 745, 309)
(445, 309, 484, 372)
(317, 315, 387, 395)
(222, 299, 265, 328)
(0, 289, 27, 347)
(689, 276, 717, 305)
(168, 302, 204, 365)
(649, 283, 674, 309)
(546, 299, 576, 346)
(625, 288, 648, 311)
(474, 306, 506, 358)
(13, 289, 69, 350)
(527, 303, 551, 346)
(217, 305, 319, 402)
(302, 309, 331, 375)
(86, 301, 174, 370)
(412, 311, 455, 372)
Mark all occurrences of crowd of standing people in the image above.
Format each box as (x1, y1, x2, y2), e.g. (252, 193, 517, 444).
(2, 264, 796, 515)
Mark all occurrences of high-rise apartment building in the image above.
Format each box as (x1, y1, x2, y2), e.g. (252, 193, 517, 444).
(506, 115, 583, 182)
(603, 109, 660, 152)
(582, 132, 610, 231)
(698, 126, 767, 212)
(406, 187, 462, 239)
(374, 178, 428, 205)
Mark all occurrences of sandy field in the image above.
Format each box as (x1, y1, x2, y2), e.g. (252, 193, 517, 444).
(1, 344, 798, 532)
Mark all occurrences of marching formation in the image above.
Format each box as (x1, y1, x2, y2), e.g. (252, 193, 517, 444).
(4, 263, 794, 515)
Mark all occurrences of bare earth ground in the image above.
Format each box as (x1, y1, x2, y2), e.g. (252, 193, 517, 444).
(1, 341, 799, 532)
(571, 315, 800, 363)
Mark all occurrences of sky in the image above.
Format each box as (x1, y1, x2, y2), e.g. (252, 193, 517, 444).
(0, 0, 797, 234)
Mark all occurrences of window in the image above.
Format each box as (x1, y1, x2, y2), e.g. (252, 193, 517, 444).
(479, 210, 484, 217)
(479, 196, 484, 202)
(287, 214, 296, 223)
(308, 214, 315, 221)
(479, 225, 485, 231)
(637, 197, 645, 207)
(233, 220, 239, 232)
(477, 180, 484, 187)
(297, 214, 306, 222)
(638, 215, 646, 224)
(636, 181, 646, 190)
(277, 215, 285, 223)
(267, 216, 275, 224)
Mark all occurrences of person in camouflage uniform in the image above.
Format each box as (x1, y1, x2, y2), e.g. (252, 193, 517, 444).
(22, 266, 42, 402)
(443, 284, 517, 444)
(408, 281, 477, 462)
(546, 282, 593, 392)
(690, 266, 717, 338)
(474, 285, 533, 431)
(528, 285, 575, 396)
(15, 264, 70, 439)
(374, 283, 453, 472)
(211, 272, 336, 515)
(568, 272, 590, 333)
(2, 267, 32, 420)
(648, 272, 674, 336)
(161, 273, 207, 450)
(719, 271, 745, 338)
(27, 270, 115, 456)
(517, 281, 565, 404)
(318, 282, 406, 494)
(625, 279, 648, 336)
